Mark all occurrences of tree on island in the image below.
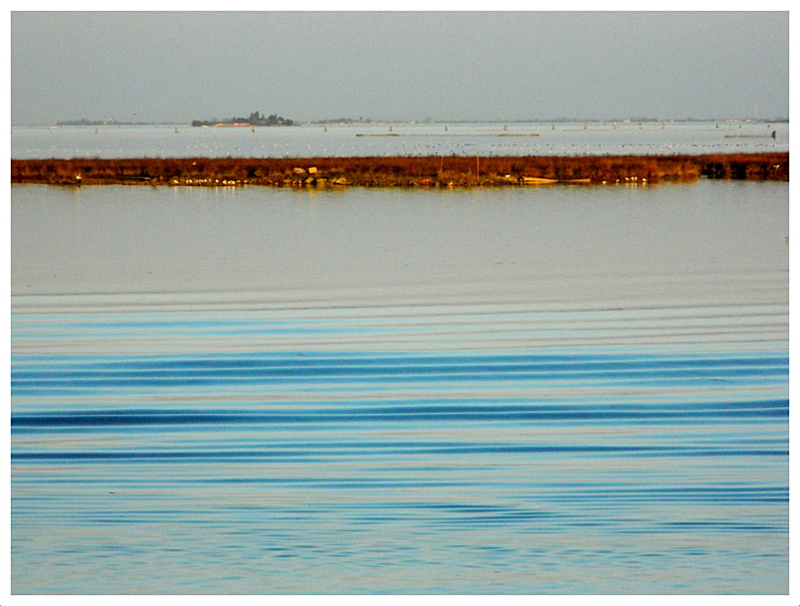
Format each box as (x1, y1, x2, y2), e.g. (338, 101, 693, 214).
(191, 111, 294, 127)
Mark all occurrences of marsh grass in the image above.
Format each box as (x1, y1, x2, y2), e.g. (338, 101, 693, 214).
(11, 153, 788, 187)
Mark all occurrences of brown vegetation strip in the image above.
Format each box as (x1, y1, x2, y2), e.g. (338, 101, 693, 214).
(11, 153, 788, 187)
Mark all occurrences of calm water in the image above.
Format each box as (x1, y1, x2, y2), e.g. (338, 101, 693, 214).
(10, 180, 789, 594)
(11, 120, 789, 159)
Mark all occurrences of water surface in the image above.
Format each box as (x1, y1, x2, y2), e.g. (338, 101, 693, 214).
(11, 120, 789, 159)
(11, 181, 789, 594)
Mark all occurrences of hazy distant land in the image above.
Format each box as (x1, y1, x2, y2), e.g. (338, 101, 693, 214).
(50, 113, 789, 128)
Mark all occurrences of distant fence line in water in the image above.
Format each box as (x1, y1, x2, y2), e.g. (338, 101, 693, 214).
(10, 152, 789, 188)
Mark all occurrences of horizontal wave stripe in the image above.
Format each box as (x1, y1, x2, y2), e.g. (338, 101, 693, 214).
(11, 358, 788, 377)
(11, 352, 788, 399)
(11, 399, 789, 427)
(11, 445, 788, 462)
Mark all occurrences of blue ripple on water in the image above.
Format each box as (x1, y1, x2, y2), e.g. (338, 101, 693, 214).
(10, 351, 789, 395)
(10, 332, 789, 593)
(10, 398, 789, 428)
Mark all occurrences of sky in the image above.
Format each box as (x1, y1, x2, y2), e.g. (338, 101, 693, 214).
(9, 10, 790, 125)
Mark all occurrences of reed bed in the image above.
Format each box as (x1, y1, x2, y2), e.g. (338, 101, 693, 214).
(11, 153, 788, 187)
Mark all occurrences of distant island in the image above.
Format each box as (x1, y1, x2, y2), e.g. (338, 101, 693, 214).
(55, 111, 295, 128)
(55, 118, 148, 126)
(191, 111, 294, 127)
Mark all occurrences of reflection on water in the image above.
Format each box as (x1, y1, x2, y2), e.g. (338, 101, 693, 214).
(10, 181, 789, 594)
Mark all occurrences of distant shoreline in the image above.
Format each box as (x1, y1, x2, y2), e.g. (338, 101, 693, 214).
(11, 153, 789, 188)
(13, 117, 790, 129)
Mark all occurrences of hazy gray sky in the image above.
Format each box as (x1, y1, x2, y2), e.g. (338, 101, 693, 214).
(10, 11, 789, 125)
